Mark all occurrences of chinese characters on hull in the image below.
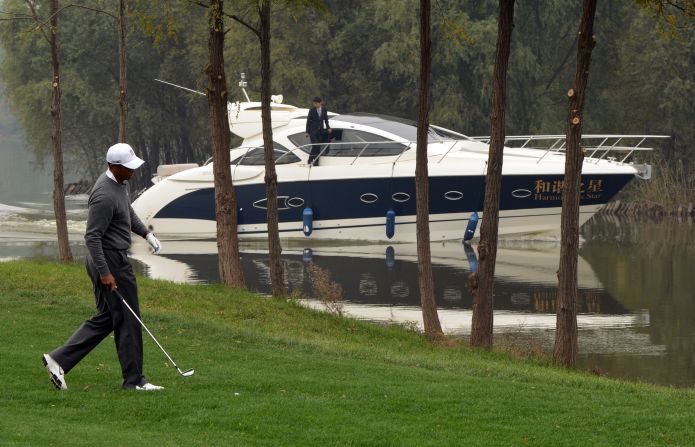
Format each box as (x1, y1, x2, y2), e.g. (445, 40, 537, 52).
(533, 178, 603, 201)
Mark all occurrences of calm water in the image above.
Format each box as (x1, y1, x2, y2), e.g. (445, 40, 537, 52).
(1, 199, 694, 387)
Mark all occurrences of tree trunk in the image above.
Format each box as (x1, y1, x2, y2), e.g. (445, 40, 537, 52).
(470, 0, 515, 349)
(554, 0, 597, 368)
(206, 0, 244, 287)
(49, 0, 72, 262)
(259, 0, 284, 297)
(415, 0, 443, 338)
(118, 0, 127, 143)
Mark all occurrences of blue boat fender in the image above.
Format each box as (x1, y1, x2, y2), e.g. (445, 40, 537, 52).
(386, 209, 396, 239)
(302, 207, 313, 236)
(464, 211, 479, 242)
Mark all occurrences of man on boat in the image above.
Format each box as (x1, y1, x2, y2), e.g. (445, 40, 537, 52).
(42, 143, 164, 391)
(305, 96, 331, 165)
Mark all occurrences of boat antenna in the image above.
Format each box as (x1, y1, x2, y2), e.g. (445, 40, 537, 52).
(154, 79, 205, 96)
(238, 72, 251, 102)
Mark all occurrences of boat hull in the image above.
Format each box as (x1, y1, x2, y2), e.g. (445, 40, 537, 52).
(134, 171, 629, 242)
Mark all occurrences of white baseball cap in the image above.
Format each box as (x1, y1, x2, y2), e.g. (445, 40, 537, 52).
(106, 143, 144, 169)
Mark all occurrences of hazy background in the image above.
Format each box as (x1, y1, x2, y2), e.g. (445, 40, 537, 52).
(0, 73, 52, 203)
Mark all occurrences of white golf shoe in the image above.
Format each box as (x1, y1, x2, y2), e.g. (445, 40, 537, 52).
(135, 382, 164, 391)
(42, 354, 67, 390)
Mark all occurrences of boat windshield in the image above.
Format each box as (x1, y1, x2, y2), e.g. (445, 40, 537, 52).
(231, 142, 301, 165)
(288, 129, 408, 157)
(334, 113, 471, 142)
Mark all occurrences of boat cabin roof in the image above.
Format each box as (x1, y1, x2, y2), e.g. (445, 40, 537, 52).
(333, 113, 473, 143)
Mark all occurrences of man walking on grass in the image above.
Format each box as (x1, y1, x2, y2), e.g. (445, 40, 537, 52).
(42, 143, 164, 391)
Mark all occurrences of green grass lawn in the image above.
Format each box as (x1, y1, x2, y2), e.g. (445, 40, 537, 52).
(1, 260, 693, 446)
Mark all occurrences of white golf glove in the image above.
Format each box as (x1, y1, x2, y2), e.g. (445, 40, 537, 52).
(146, 233, 162, 254)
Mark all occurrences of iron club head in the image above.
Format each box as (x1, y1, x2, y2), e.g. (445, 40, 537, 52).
(179, 368, 195, 377)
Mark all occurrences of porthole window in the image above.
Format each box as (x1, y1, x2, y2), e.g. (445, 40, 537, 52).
(287, 197, 305, 208)
(512, 189, 532, 199)
(444, 191, 464, 201)
(360, 193, 378, 203)
(392, 192, 410, 202)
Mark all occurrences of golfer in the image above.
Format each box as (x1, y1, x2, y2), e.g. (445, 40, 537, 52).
(42, 143, 164, 391)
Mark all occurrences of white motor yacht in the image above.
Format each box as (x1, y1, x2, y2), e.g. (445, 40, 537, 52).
(132, 81, 664, 242)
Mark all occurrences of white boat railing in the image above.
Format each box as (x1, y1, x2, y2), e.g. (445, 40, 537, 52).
(271, 140, 462, 166)
(249, 141, 420, 166)
(469, 134, 670, 165)
(200, 134, 669, 170)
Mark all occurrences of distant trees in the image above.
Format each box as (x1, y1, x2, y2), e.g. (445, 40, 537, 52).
(0, 0, 211, 188)
(2, 1, 694, 191)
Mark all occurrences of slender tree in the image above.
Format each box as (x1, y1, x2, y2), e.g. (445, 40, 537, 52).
(470, 0, 515, 349)
(206, 0, 244, 287)
(118, 0, 127, 142)
(258, 0, 284, 297)
(554, 0, 598, 367)
(223, 0, 329, 298)
(226, 0, 284, 297)
(194, 0, 331, 294)
(47, 0, 72, 262)
(21, 0, 73, 262)
(415, 0, 443, 338)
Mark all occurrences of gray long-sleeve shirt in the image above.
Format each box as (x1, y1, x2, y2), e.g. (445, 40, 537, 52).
(85, 171, 148, 276)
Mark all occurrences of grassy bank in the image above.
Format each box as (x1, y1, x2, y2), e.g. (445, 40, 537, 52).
(610, 154, 695, 215)
(1, 260, 693, 446)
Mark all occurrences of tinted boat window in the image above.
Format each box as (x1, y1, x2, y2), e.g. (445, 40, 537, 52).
(287, 132, 311, 149)
(231, 143, 300, 166)
(330, 129, 407, 156)
(288, 130, 406, 157)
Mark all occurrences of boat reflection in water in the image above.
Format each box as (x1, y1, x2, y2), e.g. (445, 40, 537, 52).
(129, 238, 663, 357)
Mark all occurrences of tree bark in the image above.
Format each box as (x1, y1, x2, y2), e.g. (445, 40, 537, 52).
(554, 0, 598, 368)
(206, 0, 244, 287)
(416, 0, 443, 338)
(48, 0, 72, 262)
(259, 0, 284, 297)
(118, 0, 127, 143)
(470, 0, 515, 349)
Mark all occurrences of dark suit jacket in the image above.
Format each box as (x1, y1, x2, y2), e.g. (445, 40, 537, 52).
(306, 107, 330, 135)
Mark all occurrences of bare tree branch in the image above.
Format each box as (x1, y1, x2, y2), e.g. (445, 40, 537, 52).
(9, 2, 117, 37)
(0, 10, 36, 20)
(24, 0, 50, 43)
(52, 4, 118, 21)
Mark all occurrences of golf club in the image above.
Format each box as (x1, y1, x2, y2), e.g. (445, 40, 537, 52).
(113, 289, 195, 377)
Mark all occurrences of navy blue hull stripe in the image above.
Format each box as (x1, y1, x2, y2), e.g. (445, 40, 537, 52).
(154, 173, 630, 226)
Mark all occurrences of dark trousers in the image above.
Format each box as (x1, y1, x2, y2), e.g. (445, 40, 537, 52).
(308, 130, 329, 166)
(50, 249, 144, 388)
